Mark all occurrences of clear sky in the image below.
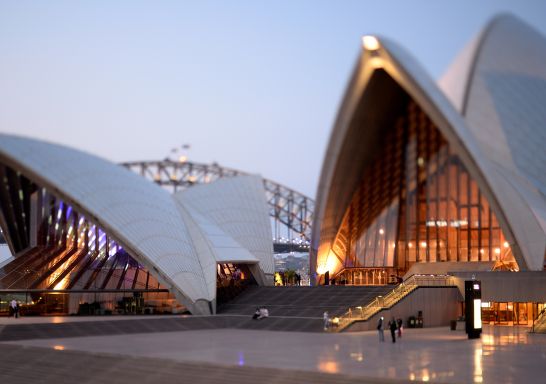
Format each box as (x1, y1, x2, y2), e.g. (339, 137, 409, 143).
(1, 1, 545, 198)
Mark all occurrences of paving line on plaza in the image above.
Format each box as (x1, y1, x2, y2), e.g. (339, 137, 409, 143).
(0, 343, 413, 384)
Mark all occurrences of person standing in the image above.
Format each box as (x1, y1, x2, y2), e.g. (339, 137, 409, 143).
(10, 299, 17, 318)
(323, 311, 330, 331)
(377, 316, 385, 342)
(389, 318, 397, 343)
(397, 318, 403, 338)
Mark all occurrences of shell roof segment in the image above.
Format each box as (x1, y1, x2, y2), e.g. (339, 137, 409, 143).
(0, 133, 211, 304)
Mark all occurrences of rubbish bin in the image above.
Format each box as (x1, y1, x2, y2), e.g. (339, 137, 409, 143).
(417, 310, 424, 328)
(408, 316, 416, 328)
(450, 320, 457, 331)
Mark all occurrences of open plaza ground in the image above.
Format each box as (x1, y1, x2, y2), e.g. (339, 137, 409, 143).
(0, 316, 544, 383)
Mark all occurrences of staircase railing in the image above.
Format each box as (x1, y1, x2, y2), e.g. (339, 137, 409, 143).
(332, 274, 455, 332)
(532, 308, 546, 333)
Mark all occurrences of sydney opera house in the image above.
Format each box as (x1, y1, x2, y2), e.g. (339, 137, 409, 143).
(0, 134, 274, 315)
(311, 14, 546, 325)
(0, 14, 544, 325)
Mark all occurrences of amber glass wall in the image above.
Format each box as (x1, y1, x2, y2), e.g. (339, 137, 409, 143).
(332, 101, 515, 279)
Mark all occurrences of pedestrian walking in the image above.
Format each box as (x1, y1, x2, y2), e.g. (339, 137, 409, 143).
(377, 316, 385, 342)
(397, 318, 403, 338)
(389, 318, 397, 343)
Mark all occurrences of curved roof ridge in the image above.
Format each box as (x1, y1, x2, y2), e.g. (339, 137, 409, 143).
(312, 32, 545, 275)
(0, 133, 212, 311)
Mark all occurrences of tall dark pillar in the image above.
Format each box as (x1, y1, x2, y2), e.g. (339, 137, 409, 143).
(465, 280, 482, 339)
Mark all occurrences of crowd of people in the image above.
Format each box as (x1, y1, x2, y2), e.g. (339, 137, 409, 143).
(275, 270, 303, 286)
(377, 316, 403, 343)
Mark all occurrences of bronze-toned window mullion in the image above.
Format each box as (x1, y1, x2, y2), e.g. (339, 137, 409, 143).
(0, 246, 43, 287)
(453, 157, 461, 261)
(405, 114, 414, 270)
(116, 255, 131, 290)
(67, 248, 100, 290)
(362, 178, 371, 267)
(424, 119, 431, 263)
(47, 247, 89, 290)
(478, 189, 482, 261)
(394, 117, 406, 273)
(83, 245, 113, 289)
(445, 148, 451, 261)
(436, 138, 443, 262)
(467, 170, 472, 261)
(99, 250, 123, 289)
(28, 246, 78, 289)
(131, 265, 140, 290)
(489, 206, 493, 261)
(60, 202, 68, 248)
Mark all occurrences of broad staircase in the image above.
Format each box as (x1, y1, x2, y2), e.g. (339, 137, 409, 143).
(216, 285, 392, 332)
(217, 285, 392, 318)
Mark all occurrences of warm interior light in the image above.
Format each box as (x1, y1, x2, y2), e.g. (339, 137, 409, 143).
(178, 155, 187, 163)
(420, 241, 427, 248)
(473, 299, 482, 329)
(379, 228, 384, 235)
(503, 241, 510, 248)
(362, 35, 380, 51)
(408, 242, 413, 248)
(494, 248, 501, 255)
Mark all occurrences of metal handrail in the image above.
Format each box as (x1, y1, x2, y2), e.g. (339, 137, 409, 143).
(532, 308, 546, 333)
(333, 274, 454, 331)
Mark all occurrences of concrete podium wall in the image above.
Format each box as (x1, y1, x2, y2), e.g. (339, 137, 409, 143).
(451, 271, 546, 302)
(346, 287, 461, 332)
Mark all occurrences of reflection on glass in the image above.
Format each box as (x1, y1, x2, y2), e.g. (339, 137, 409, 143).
(329, 100, 517, 282)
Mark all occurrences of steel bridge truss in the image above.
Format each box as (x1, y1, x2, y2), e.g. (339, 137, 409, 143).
(121, 160, 314, 247)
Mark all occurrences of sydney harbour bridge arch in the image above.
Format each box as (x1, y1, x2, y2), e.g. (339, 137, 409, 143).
(121, 160, 314, 253)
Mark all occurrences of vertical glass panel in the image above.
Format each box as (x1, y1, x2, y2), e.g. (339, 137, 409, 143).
(329, 98, 518, 282)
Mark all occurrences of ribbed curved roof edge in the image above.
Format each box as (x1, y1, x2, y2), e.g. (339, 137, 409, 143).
(311, 25, 545, 279)
(0, 134, 210, 314)
(174, 175, 275, 279)
(440, 14, 546, 269)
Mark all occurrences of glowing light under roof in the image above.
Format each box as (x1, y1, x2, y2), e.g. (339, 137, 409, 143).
(362, 35, 380, 51)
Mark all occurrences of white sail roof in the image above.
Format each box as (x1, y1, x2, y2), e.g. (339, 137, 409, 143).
(0, 134, 274, 313)
(440, 14, 546, 269)
(312, 16, 546, 276)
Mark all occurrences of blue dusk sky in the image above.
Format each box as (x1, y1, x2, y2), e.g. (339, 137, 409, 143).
(1, 1, 545, 198)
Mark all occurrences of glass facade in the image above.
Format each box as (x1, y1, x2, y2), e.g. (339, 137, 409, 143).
(331, 100, 516, 282)
(481, 302, 545, 326)
(0, 166, 183, 315)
